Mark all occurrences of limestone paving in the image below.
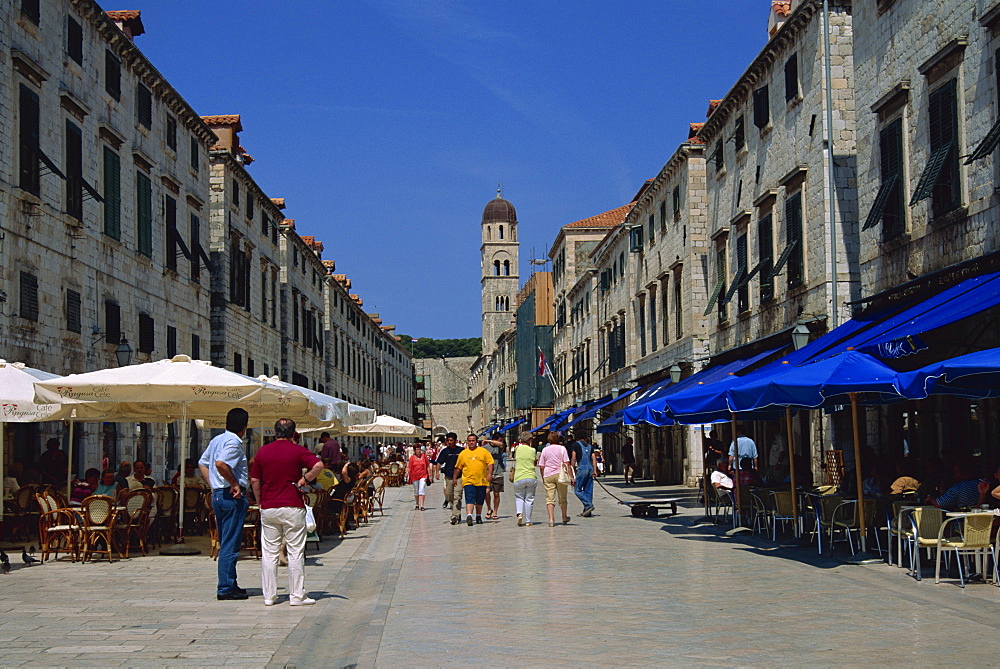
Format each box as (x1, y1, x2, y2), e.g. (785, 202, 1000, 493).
(2, 481, 999, 667)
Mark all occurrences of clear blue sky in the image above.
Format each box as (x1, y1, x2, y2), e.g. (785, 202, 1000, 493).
(120, 0, 768, 339)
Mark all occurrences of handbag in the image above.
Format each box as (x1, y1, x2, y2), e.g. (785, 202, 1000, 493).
(557, 461, 573, 485)
(304, 504, 317, 533)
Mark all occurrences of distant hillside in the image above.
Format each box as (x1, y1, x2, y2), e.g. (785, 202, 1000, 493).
(397, 336, 481, 359)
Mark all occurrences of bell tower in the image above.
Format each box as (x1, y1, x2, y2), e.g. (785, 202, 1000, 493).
(480, 187, 519, 355)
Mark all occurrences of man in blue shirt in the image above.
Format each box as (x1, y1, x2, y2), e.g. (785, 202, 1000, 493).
(199, 408, 250, 601)
(728, 429, 758, 471)
(435, 433, 464, 524)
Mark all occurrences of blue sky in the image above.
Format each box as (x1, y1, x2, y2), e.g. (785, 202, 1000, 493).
(121, 0, 768, 339)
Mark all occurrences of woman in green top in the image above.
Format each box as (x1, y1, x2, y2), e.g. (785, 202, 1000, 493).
(509, 431, 540, 526)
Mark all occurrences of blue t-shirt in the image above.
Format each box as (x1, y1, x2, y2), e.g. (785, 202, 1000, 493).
(198, 430, 248, 489)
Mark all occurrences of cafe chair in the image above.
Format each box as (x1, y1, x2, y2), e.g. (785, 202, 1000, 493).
(828, 498, 878, 555)
(906, 506, 945, 581)
(35, 492, 79, 562)
(116, 489, 152, 557)
(241, 506, 261, 559)
(369, 475, 386, 516)
(769, 490, 799, 540)
(935, 512, 994, 588)
(79, 495, 118, 563)
(204, 493, 219, 559)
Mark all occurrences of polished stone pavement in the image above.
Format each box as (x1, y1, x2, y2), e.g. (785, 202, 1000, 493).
(2, 478, 999, 667)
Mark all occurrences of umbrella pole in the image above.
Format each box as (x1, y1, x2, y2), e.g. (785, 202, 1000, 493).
(66, 420, 75, 499)
(724, 412, 753, 535)
(786, 407, 799, 537)
(850, 393, 867, 554)
(160, 403, 199, 555)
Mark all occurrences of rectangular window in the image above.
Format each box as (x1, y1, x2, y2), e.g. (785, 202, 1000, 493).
(753, 85, 770, 129)
(672, 185, 681, 219)
(713, 138, 724, 172)
(65, 120, 83, 220)
(103, 147, 121, 239)
(136, 171, 153, 257)
(649, 289, 657, 352)
(166, 325, 177, 357)
(262, 213, 270, 237)
(785, 192, 804, 287)
(165, 116, 177, 151)
(734, 115, 745, 152)
(638, 299, 647, 358)
(261, 269, 268, 323)
(136, 83, 152, 129)
(19, 84, 41, 195)
(673, 275, 682, 339)
(232, 179, 240, 207)
(105, 51, 121, 100)
(865, 119, 905, 238)
(138, 313, 154, 354)
(758, 213, 774, 302)
(65, 289, 81, 333)
(189, 136, 199, 172)
(191, 333, 200, 359)
(104, 300, 120, 343)
(233, 353, 242, 374)
(19, 271, 38, 322)
(736, 233, 749, 313)
(67, 16, 83, 64)
(647, 214, 655, 246)
(190, 214, 201, 281)
(165, 195, 178, 271)
(927, 78, 960, 217)
(659, 200, 667, 232)
(784, 53, 799, 102)
(22, 0, 40, 25)
(629, 226, 643, 252)
(229, 234, 244, 306)
(248, 359, 255, 378)
(246, 192, 254, 220)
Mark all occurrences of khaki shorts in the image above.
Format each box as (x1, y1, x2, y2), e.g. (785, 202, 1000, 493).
(489, 477, 504, 493)
(543, 473, 568, 506)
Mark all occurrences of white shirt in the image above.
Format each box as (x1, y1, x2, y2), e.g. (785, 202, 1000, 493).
(710, 470, 733, 489)
(198, 430, 248, 489)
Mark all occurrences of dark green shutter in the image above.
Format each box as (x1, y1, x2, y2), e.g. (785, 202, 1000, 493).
(103, 147, 121, 239)
(136, 171, 153, 257)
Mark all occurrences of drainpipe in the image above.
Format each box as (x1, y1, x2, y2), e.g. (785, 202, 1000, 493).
(822, 0, 839, 328)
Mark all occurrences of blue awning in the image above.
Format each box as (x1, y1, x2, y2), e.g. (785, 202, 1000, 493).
(498, 417, 527, 432)
(899, 346, 1000, 399)
(562, 385, 647, 430)
(530, 407, 574, 432)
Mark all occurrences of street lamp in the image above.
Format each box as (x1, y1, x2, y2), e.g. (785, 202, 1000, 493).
(115, 334, 133, 367)
(669, 364, 682, 384)
(792, 323, 811, 351)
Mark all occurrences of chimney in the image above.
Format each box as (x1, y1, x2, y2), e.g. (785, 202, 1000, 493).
(200, 115, 244, 157)
(105, 10, 145, 41)
(768, 1, 792, 38)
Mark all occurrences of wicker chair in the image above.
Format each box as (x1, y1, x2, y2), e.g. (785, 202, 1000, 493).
(352, 483, 370, 525)
(241, 506, 261, 559)
(769, 490, 799, 540)
(387, 462, 403, 487)
(369, 475, 386, 516)
(35, 492, 79, 562)
(10, 485, 41, 538)
(329, 489, 354, 539)
(79, 495, 118, 563)
(204, 492, 219, 559)
(182, 487, 205, 535)
(151, 486, 179, 546)
(905, 506, 945, 581)
(116, 490, 152, 557)
(935, 512, 994, 587)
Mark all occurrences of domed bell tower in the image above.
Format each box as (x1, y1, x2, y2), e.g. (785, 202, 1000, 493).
(481, 188, 519, 355)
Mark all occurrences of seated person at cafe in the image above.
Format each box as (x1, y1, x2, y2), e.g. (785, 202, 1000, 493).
(889, 461, 920, 497)
(71, 468, 101, 503)
(330, 462, 360, 529)
(710, 458, 733, 491)
(927, 460, 987, 511)
(737, 457, 763, 488)
(128, 460, 153, 490)
(171, 459, 207, 489)
(95, 468, 119, 496)
(114, 461, 132, 490)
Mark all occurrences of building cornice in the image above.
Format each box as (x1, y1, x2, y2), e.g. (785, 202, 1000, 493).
(625, 141, 705, 226)
(209, 150, 284, 223)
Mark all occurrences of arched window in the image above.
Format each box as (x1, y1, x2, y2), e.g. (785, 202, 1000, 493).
(493, 260, 501, 276)
(486, 226, 491, 240)
(499, 225, 504, 240)
(503, 260, 510, 276)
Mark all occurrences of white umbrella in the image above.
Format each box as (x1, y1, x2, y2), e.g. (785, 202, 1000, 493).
(194, 377, 352, 431)
(346, 415, 427, 438)
(296, 403, 378, 435)
(33, 355, 331, 552)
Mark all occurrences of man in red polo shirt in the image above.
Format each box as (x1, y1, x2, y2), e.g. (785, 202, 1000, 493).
(250, 418, 324, 606)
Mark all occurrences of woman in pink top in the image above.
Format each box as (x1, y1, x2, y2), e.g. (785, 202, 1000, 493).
(407, 444, 431, 510)
(537, 432, 573, 526)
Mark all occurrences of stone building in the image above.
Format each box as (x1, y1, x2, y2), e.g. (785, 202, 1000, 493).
(278, 220, 327, 392)
(414, 356, 476, 438)
(203, 115, 283, 381)
(480, 189, 519, 352)
(0, 3, 215, 479)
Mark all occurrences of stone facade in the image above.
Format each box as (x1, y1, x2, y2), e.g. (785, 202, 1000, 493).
(480, 191, 519, 351)
(414, 356, 475, 438)
(0, 1, 415, 479)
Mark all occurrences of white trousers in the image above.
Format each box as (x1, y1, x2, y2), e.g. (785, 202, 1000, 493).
(261, 507, 308, 603)
(513, 478, 537, 522)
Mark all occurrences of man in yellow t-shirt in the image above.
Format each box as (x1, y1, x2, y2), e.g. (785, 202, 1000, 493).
(453, 434, 497, 526)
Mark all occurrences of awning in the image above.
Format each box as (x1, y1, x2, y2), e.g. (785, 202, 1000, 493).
(530, 406, 574, 432)
(562, 385, 647, 430)
(498, 417, 527, 433)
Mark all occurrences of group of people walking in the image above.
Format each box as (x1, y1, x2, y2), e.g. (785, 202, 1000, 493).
(406, 429, 600, 528)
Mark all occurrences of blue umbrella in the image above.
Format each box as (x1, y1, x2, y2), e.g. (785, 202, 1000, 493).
(898, 346, 1000, 399)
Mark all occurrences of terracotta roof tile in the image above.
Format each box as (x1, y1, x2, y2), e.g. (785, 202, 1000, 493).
(105, 10, 141, 20)
(270, 198, 286, 209)
(350, 294, 363, 306)
(322, 260, 336, 272)
(280, 218, 295, 229)
(773, 1, 791, 17)
(300, 236, 324, 252)
(200, 115, 243, 131)
(707, 100, 722, 117)
(333, 274, 351, 289)
(564, 202, 635, 229)
(689, 122, 706, 144)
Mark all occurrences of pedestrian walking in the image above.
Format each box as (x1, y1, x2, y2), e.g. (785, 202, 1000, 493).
(538, 432, 572, 527)
(570, 433, 598, 517)
(198, 407, 250, 601)
(483, 434, 506, 519)
(249, 418, 324, 606)
(621, 436, 636, 484)
(435, 433, 464, 522)
(452, 434, 495, 526)
(510, 431, 539, 526)
(407, 443, 431, 510)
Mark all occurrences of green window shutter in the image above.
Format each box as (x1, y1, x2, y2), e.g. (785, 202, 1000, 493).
(862, 174, 899, 230)
(910, 142, 953, 205)
(104, 146, 122, 240)
(784, 192, 803, 286)
(704, 278, 724, 316)
(965, 117, 1000, 164)
(136, 171, 153, 257)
